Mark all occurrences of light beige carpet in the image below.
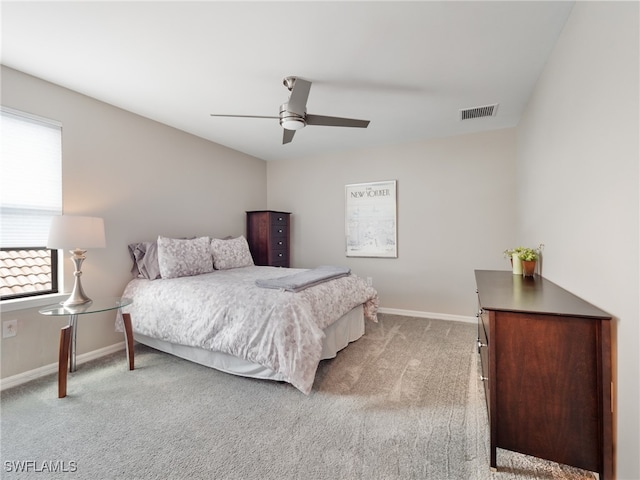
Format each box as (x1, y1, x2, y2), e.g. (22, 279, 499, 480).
(0, 314, 596, 479)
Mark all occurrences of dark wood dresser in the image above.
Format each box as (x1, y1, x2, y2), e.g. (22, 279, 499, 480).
(475, 270, 613, 480)
(246, 210, 290, 267)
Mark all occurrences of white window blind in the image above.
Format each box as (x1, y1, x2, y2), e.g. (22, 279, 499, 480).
(1, 107, 62, 247)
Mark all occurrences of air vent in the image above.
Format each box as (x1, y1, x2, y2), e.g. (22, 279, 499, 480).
(460, 104, 499, 120)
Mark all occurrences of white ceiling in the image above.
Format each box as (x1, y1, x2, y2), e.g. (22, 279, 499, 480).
(1, 1, 574, 161)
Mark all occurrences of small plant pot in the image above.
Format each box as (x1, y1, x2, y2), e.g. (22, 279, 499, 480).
(522, 260, 536, 277)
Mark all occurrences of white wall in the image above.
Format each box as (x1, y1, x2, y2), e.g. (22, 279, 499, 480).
(517, 2, 639, 478)
(0, 66, 267, 378)
(267, 128, 518, 317)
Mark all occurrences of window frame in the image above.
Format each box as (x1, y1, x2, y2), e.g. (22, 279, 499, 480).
(0, 247, 59, 301)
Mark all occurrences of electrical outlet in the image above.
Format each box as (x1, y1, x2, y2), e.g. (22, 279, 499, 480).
(366, 277, 373, 287)
(3, 319, 17, 338)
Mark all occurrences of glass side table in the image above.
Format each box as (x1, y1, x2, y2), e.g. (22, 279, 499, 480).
(39, 297, 134, 398)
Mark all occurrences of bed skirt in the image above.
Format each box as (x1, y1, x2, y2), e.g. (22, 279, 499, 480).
(133, 304, 365, 382)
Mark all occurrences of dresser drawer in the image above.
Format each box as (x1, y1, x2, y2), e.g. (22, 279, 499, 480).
(478, 310, 490, 412)
(271, 237, 287, 250)
(270, 213, 289, 226)
(270, 250, 289, 266)
(270, 226, 288, 239)
(478, 310, 489, 356)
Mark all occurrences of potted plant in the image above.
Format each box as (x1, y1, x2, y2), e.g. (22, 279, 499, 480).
(518, 247, 538, 277)
(504, 244, 544, 276)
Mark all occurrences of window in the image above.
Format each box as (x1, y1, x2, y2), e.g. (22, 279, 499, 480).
(1, 107, 62, 300)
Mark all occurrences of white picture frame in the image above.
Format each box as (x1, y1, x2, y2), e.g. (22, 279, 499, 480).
(345, 180, 397, 258)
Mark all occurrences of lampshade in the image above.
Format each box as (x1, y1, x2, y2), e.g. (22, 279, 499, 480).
(47, 216, 106, 249)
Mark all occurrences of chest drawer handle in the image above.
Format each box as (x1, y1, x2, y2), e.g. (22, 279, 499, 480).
(278, 253, 283, 257)
(477, 340, 487, 349)
(278, 217, 283, 221)
(278, 229, 283, 233)
(277, 241, 283, 245)
(480, 375, 489, 382)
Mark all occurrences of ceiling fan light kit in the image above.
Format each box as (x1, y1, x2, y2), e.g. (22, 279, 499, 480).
(279, 104, 306, 131)
(211, 76, 370, 144)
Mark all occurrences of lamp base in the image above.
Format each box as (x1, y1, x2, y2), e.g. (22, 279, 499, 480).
(61, 249, 93, 307)
(61, 295, 93, 307)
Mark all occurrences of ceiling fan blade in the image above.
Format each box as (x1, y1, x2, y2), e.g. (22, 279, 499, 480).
(305, 114, 370, 128)
(210, 114, 278, 119)
(287, 78, 311, 116)
(283, 129, 296, 144)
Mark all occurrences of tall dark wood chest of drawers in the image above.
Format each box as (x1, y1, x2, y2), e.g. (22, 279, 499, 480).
(246, 210, 290, 267)
(475, 270, 613, 480)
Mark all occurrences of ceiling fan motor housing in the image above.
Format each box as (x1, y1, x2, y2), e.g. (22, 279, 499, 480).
(279, 103, 306, 130)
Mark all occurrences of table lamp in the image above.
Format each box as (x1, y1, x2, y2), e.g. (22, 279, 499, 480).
(47, 215, 106, 306)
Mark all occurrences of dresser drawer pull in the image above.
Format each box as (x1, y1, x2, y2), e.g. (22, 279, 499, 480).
(278, 229, 283, 233)
(480, 375, 489, 382)
(277, 241, 283, 246)
(477, 340, 487, 349)
(278, 253, 283, 257)
(278, 217, 283, 221)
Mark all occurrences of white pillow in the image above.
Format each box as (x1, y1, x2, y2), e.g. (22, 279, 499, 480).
(211, 236, 254, 270)
(157, 236, 214, 279)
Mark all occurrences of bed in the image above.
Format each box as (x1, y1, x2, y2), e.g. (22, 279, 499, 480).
(118, 235, 378, 394)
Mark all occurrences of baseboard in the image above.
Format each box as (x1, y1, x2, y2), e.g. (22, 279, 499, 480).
(378, 307, 476, 324)
(0, 342, 125, 391)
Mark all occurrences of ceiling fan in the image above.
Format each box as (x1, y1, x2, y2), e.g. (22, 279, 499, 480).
(210, 76, 370, 144)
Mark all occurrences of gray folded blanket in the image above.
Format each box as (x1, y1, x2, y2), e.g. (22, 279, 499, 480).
(256, 265, 351, 292)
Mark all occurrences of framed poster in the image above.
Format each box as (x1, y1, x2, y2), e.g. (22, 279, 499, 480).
(345, 180, 397, 258)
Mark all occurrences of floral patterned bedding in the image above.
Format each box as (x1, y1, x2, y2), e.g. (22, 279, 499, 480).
(121, 265, 378, 394)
